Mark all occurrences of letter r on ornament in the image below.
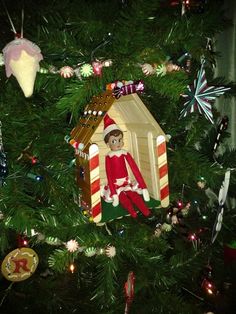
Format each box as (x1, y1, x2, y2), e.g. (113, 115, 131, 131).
(12, 258, 30, 273)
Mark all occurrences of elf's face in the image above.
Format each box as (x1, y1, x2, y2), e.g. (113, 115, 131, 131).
(107, 134, 124, 151)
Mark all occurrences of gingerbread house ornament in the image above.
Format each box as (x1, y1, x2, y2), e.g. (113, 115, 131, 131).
(70, 91, 169, 223)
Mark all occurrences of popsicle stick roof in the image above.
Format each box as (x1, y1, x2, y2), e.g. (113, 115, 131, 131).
(70, 90, 166, 147)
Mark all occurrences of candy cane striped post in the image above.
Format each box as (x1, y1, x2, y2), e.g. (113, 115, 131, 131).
(156, 135, 169, 207)
(89, 144, 102, 223)
(124, 271, 135, 314)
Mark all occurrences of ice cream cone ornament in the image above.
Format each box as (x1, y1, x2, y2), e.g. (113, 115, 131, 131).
(2, 7, 43, 97)
(3, 38, 43, 97)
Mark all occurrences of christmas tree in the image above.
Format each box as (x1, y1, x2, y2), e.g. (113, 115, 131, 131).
(0, 0, 236, 313)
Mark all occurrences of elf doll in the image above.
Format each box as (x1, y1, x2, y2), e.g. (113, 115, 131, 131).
(101, 114, 151, 218)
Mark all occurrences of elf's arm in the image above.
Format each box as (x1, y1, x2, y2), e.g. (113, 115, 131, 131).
(105, 155, 119, 206)
(125, 152, 146, 188)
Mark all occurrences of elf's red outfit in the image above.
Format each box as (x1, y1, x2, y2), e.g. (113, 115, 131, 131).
(101, 113, 151, 218)
(102, 149, 150, 218)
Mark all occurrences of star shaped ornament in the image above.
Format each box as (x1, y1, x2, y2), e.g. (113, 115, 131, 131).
(180, 62, 230, 123)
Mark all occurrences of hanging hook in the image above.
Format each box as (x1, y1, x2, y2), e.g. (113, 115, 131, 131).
(90, 33, 112, 61)
(1, 0, 17, 35)
(21, 8, 24, 38)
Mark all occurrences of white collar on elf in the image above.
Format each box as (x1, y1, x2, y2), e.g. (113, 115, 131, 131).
(107, 149, 127, 158)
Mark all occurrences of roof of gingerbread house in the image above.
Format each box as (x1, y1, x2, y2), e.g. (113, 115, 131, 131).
(70, 90, 165, 148)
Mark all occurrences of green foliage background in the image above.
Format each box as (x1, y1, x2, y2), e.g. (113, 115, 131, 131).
(0, 1, 236, 313)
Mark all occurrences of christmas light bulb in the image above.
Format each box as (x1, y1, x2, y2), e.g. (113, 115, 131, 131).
(31, 156, 38, 164)
(189, 233, 197, 241)
(201, 277, 216, 295)
(27, 173, 43, 181)
(23, 239, 28, 246)
(177, 200, 183, 208)
(118, 229, 125, 236)
(69, 263, 75, 273)
(24, 153, 38, 164)
(17, 234, 29, 247)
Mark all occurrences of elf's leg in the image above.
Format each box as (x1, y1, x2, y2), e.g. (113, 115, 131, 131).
(119, 192, 137, 218)
(126, 191, 151, 217)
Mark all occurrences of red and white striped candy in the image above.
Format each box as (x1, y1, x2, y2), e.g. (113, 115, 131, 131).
(60, 66, 74, 78)
(89, 144, 101, 222)
(156, 135, 169, 207)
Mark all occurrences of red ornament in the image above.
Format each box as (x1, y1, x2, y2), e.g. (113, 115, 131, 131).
(92, 61, 103, 76)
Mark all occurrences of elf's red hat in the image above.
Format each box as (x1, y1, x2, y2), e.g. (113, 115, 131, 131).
(103, 114, 121, 139)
